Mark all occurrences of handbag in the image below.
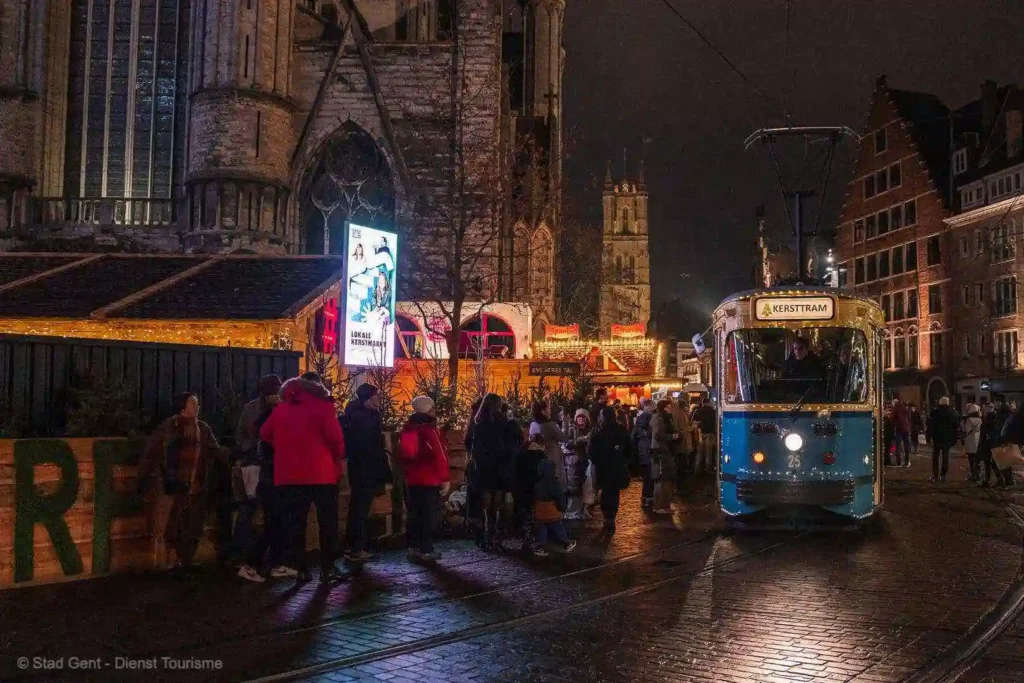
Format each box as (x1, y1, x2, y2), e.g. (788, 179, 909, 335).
(992, 443, 1024, 470)
(582, 462, 596, 505)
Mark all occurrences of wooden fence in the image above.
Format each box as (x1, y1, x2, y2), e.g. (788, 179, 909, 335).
(0, 334, 301, 437)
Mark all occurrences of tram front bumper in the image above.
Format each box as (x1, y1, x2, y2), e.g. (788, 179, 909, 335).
(734, 478, 855, 507)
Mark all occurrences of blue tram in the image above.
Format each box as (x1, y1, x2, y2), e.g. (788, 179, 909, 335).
(712, 287, 885, 520)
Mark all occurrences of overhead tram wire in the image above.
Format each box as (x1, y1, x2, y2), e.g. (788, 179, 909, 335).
(654, 0, 788, 121)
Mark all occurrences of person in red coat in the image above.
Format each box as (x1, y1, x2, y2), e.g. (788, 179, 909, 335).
(260, 372, 347, 584)
(398, 395, 450, 562)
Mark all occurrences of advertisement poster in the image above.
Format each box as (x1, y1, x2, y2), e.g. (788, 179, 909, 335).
(343, 223, 398, 367)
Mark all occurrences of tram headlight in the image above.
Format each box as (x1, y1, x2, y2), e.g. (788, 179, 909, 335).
(784, 432, 804, 452)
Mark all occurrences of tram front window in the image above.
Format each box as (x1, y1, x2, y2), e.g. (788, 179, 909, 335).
(724, 328, 869, 404)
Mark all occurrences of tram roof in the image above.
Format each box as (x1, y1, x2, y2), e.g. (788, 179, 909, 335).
(715, 286, 879, 310)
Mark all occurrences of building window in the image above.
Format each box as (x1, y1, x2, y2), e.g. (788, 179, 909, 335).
(878, 211, 890, 235)
(855, 258, 865, 284)
(894, 334, 907, 368)
(883, 336, 892, 369)
(994, 276, 1018, 316)
(866, 255, 877, 281)
(991, 225, 1013, 261)
(928, 284, 942, 314)
(962, 186, 983, 209)
(963, 332, 972, 357)
(866, 214, 877, 238)
(892, 246, 904, 274)
(891, 205, 903, 231)
(906, 241, 918, 270)
(621, 207, 631, 234)
(865, 174, 876, 199)
(854, 219, 865, 243)
(395, 314, 424, 359)
(878, 250, 890, 278)
(927, 236, 941, 266)
(960, 236, 969, 258)
(838, 265, 848, 288)
(889, 162, 902, 188)
(930, 331, 944, 365)
(908, 331, 919, 367)
(881, 294, 892, 321)
(893, 291, 905, 320)
(978, 333, 986, 355)
(458, 314, 517, 358)
(962, 284, 970, 306)
(904, 200, 917, 225)
(977, 282, 985, 303)
(952, 149, 968, 177)
(908, 290, 919, 318)
(995, 330, 1019, 370)
(975, 230, 984, 254)
(876, 169, 889, 194)
(875, 127, 887, 155)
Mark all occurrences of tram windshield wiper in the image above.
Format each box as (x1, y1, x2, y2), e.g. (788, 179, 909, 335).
(789, 384, 815, 418)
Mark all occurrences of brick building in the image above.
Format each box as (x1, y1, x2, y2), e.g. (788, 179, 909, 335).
(836, 75, 1024, 408)
(0, 0, 565, 333)
(835, 75, 954, 407)
(943, 81, 1024, 406)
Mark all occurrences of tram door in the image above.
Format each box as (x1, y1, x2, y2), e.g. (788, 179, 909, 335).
(876, 329, 885, 505)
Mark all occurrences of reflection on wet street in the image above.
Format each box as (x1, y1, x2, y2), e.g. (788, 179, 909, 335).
(1, 455, 1021, 683)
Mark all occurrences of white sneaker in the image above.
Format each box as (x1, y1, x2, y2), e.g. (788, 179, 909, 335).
(269, 566, 297, 578)
(237, 565, 265, 583)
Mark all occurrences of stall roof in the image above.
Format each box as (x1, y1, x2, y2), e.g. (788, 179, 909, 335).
(0, 254, 345, 320)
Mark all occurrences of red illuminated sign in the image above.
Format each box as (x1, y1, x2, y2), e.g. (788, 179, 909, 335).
(321, 298, 339, 355)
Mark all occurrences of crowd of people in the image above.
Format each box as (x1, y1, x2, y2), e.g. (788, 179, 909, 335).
(883, 395, 1020, 487)
(135, 373, 719, 584)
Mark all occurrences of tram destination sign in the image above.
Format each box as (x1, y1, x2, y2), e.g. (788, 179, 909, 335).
(753, 296, 834, 321)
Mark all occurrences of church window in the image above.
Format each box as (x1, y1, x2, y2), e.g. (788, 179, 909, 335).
(621, 207, 630, 234)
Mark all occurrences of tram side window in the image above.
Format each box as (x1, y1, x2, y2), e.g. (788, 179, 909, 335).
(723, 328, 869, 405)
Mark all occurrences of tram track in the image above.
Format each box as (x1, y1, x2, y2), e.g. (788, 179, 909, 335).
(25, 506, 721, 682)
(238, 530, 809, 683)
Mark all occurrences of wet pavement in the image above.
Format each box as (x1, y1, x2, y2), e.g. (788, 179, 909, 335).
(1, 449, 1022, 683)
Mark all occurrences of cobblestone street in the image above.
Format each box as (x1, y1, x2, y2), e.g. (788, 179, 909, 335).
(2, 451, 1022, 683)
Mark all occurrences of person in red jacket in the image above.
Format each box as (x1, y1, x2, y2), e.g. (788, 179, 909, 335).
(260, 372, 347, 584)
(398, 395, 450, 563)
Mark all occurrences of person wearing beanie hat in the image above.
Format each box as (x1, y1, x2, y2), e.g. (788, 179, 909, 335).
(398, 396, 450, 562)
(340, 383, 389, 564)
(928, 396, 959, 482)
(411, 395, 435, 415)
(563, 408, 592, 520)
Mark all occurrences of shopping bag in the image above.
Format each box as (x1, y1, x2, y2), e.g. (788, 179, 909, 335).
(582, 462, 596, 505)
(241, 465, 261, 499)
(992, 443, 1024, 470)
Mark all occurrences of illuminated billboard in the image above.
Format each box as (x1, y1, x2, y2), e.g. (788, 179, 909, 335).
(343, 223, 398, 368)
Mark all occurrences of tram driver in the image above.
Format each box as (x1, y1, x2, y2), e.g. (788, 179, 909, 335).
(784, 337, 825, 379)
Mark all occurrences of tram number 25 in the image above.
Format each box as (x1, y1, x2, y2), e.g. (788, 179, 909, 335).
(787, 453, 802, 469)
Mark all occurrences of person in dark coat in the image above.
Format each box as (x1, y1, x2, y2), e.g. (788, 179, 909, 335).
(909, 404, 924, 454)
(589, 388, 609, 426)
(587, 406, 632, 535)
(466, 393, 517, 550)
(632, 399, 655, 509)
(882, 407, 895, 467)
(995, 398, 1021, 487)
(927, 397, 960, 482)
(341, 383, 390, 564)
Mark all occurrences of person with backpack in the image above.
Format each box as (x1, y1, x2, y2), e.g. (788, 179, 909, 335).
(530, 434, 576, 556)
(963, 403, 983, 482)
(138, 392, 229, 578)
(260, 372, 347, 584)
(632, 398, 655, 509)
(587, 406, 632, 535)
(340, 383, 391, 564)
(397, 396, 450, 563)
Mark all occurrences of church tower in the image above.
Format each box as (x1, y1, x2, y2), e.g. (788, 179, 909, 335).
(599, 161, 651, 338)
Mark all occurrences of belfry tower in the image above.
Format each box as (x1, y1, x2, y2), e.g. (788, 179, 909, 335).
(599, 161, 651, 338)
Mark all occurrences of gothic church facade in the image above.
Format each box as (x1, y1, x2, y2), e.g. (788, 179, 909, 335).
(0, 0, 564, 330)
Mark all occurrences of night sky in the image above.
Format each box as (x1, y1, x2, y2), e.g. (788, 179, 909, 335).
(563, 0, 1023, 327)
